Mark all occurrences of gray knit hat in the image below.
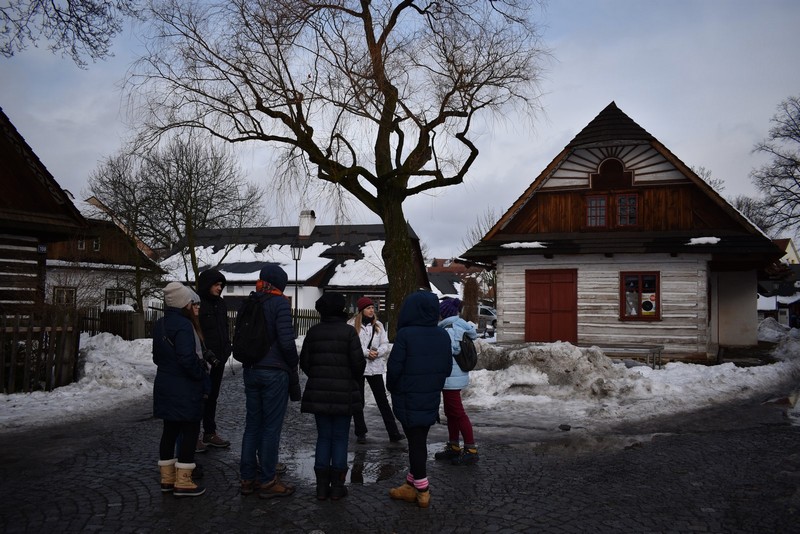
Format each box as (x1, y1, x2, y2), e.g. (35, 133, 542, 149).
(164, 282, 193, 309)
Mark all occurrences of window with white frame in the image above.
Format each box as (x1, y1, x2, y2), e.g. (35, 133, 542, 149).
(105, 289, 126, 308)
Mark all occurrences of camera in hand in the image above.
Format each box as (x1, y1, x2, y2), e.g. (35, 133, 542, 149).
(202, 348, 221, 367)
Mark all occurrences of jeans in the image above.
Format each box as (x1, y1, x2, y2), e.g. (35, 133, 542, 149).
(352, 374, 401, 438)
(314, 414, 351, 471)
(442, 389, 475, 444)
(240, 367, 289, 484)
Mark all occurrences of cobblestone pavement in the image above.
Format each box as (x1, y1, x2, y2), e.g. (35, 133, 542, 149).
(2, 367, 800, 533)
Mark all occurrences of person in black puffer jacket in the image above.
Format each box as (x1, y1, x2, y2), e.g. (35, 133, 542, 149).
(300, 292, 366, 501)
(197, 268, 232, 449)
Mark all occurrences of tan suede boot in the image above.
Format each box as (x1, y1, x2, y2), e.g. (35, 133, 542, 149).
(416, 488, 431, 508)
(389, 482, 417, 502)
(174, 462, 206, 497)
(158, 458, 177, 492)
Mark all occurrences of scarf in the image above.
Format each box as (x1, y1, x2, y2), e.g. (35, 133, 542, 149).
(256, 280, 287, 299)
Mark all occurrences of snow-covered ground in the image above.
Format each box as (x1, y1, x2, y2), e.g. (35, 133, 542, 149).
(2, 318, 799, 433)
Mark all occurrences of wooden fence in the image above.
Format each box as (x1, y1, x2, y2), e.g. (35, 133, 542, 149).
(1, 307, 81, 394)
(0, 305, 323, 394)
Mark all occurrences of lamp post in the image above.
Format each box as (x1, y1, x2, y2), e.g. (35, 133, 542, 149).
(290, 240, 303, 335)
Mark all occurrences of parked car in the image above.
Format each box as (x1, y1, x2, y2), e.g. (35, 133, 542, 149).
(478, 305, 497, 336)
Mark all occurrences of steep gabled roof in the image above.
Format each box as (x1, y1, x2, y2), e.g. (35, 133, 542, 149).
(566, 101, 655, 148)
(462, 102, 781, 268)
(0, 107, 85, 239)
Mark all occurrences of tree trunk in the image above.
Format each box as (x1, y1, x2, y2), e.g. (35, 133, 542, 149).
(379, 199, 418, 340)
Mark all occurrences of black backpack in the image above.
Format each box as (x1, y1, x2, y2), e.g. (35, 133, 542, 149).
(454, 333, 478, 372)
(445, 325, 478, 372)
(232, 292, 272, 365)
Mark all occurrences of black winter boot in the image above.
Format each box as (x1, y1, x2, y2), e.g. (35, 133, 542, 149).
(329, 468, 349, 501)
(314, 467, 331, 500)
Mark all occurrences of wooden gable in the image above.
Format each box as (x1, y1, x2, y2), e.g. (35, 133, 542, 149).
(47, 219, 164, 273)
(463, 102, 782, 270)
(0, 108, 85, 240)
(0, 108, 86, 311)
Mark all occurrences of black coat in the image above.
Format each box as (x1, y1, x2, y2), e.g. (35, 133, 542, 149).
(299, 316, 366, 416)
(197, 269, 231, 360)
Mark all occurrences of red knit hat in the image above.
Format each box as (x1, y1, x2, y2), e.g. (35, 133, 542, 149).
(357, 297, 374, 312)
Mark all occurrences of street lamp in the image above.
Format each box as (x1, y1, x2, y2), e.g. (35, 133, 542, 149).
(290, 240, 303, 334)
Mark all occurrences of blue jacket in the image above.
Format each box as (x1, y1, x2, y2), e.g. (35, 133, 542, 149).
(251, 264, 299, 372)
(387, 291, 452, 428)
(439, 315, 478, 390)
(152, 307, 207, 422)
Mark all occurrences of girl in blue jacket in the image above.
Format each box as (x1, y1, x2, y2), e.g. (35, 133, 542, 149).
(435, 298, 480, 466)
(386, 290, 452, 508)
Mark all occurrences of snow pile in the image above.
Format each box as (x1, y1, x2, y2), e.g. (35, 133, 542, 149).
(2, 321, 800, 432)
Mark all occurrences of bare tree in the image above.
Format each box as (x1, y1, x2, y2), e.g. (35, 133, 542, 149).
(1, 0, 138, 66)
(692, 165, 726, 193)
(129, 0, 547, 331)
(751, 95, 800, 236)
(87, 151, 158, 311)
(89, 133, 267, 285)
(729, 195, 778, 236)
(460, 207, 499, 253)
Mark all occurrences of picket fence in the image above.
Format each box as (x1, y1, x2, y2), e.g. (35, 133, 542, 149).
(1, 307, 81, 394)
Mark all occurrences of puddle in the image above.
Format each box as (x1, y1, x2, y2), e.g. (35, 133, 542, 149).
(278, 445, 403, 485)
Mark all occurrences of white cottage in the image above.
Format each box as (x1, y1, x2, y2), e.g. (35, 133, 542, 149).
(462, 102, 782, 360)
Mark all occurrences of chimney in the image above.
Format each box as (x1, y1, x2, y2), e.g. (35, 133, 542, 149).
(299, 210, 316, 238)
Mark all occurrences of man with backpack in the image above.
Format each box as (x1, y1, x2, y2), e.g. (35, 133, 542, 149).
(237, 263, 299, 499)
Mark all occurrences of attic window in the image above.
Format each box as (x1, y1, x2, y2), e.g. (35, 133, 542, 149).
(586, 196, 607, 227)
(617, 194, 638, 226)
(585, 193, 639, 229)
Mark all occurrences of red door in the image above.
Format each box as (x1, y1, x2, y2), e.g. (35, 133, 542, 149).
(525, 269, 577, 343)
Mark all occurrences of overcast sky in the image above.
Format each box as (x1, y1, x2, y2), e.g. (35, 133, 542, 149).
(2, 1, 799, 259)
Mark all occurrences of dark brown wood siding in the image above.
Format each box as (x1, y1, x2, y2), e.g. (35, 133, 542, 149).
(502, 184, 740, 235)
(0, 234, 45, 309)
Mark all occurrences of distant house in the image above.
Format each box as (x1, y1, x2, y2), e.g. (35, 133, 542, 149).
(757, 239, 800, 327)
(427, 257, 494, 302)
(0, 107, 86, 313)
(161, 211, 429, 313)
(462, 102, 783, 360)
(46, 215, 165, 310)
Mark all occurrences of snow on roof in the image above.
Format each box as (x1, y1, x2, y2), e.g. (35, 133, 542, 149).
(501, 242, 547, 249)
(687, 237, 721, 245)
(162, 239, 387, 286)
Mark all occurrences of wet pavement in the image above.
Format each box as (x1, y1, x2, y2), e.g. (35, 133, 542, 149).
(2, 367, 800, 533)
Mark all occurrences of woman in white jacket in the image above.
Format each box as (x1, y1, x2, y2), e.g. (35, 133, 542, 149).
(349, 297, 405, 443)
